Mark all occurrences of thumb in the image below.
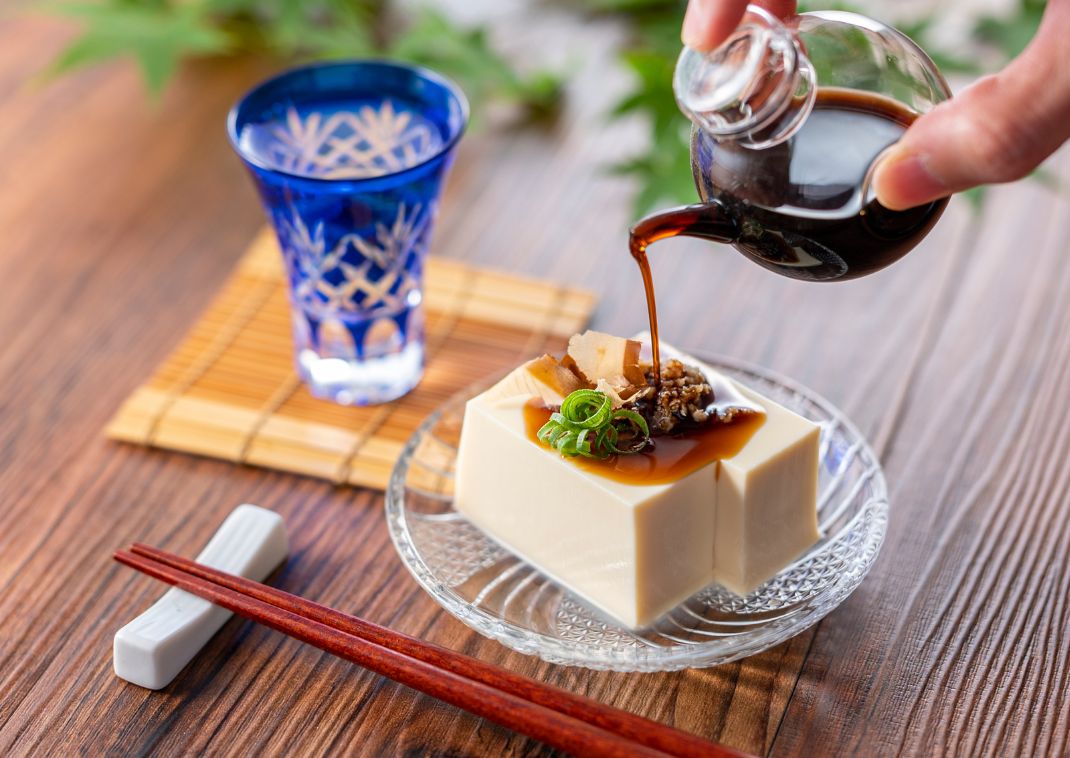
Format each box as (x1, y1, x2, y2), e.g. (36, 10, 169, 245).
(874, 0, 1070, 211)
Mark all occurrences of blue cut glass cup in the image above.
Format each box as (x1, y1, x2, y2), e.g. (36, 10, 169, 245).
(228, 61, 468, 405)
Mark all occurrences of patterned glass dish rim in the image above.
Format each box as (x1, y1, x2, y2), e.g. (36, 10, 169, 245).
(386, 354, 888, 671)
(226, 59, 470, 185)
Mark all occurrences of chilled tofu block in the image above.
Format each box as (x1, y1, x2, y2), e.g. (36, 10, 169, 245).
(453, 345, 820, 628)
(457, 394, 715, 627)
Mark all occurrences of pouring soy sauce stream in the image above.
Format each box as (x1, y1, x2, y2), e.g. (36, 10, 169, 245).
(633, 7, 952, 380)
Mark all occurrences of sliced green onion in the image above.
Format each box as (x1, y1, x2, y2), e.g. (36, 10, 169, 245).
(537, 389, 650, 459)
(607, 408, 650, 454)
(560, 389, 612, 429)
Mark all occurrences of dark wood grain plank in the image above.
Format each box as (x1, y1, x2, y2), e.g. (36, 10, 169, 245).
(769, 149, 1070, 757)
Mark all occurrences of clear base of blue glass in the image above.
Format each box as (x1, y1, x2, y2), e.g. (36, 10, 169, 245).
(296, 340, 424, 405)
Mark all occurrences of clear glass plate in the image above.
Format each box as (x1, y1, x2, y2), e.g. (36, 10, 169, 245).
(385, 355, 888, 671)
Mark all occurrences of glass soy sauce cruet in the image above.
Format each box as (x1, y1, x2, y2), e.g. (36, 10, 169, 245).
(630, 6, 953, 286)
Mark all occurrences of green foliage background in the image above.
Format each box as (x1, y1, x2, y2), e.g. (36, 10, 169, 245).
(45, 1, 563, 117)
(42, 0, 1047, 214)
(591, 0, 1046, 213)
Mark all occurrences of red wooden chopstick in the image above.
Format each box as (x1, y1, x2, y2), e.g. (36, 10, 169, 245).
(115, 546, 753, 758)
(128, 543, 732, 757)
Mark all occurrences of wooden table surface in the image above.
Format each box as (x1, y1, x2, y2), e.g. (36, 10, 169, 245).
(3, 9, 1069, 757)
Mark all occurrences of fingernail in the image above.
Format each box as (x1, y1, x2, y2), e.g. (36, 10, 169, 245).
(873, 149, 948, 211)
(682, 0, 710, 51)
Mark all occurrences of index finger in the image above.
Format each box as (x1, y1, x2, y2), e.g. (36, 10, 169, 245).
(682, 0, 798, 53)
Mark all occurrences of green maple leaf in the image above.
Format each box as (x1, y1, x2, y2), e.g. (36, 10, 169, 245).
(608, 45, 697, 216)
(210, 0, 375, 60)
(48, 2, 231, 94)
(388, 8, 563, 120)
(40, 1, 561, 119)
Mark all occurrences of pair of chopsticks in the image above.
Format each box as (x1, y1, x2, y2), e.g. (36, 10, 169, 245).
(115, 545, 753, 758)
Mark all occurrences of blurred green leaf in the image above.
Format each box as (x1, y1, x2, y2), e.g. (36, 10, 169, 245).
(962, 186, 987, 210)
(42, 0, 560, 117)
(610, 139, 695, 215)
(48, 2, 230, 93)
(577, 0, 679, 13)
(976, 0, 1046, 59)
(1030, 165, 1061, 190)
(246, 1, 376, 59)
(39, 0, 1053, 214)
(959, 163, 1056, 211)
(604, 27, 694, 217)
(388, 8, 563, 119)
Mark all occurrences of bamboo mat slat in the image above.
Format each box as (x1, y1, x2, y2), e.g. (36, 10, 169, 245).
(106, 228, 597, 489)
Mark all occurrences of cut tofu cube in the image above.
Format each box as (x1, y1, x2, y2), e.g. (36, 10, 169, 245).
(453, 347, 820, 628)
(713, 384, 820, 595)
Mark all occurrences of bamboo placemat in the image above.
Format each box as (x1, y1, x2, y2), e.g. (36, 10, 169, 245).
(107, 229, 597, 490)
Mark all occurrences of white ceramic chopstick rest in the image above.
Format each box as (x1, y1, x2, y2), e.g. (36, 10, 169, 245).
(113, 504, 288, 689)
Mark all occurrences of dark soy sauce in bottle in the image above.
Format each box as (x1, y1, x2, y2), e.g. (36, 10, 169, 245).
(631, 88, 949, 377)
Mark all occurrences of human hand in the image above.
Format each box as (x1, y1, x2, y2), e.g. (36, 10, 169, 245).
(681, 0, 1070, 210)
(873, 0, 1070, 209)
